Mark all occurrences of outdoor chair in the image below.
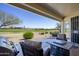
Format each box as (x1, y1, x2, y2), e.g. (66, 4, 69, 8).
(57, 34, 67, 41)
(43, 48, 50, 56)
(20, 40, 43, 56)
(0, 47, 14, 56)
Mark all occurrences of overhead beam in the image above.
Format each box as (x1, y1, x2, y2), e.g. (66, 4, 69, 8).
(9, 3, 64, 21)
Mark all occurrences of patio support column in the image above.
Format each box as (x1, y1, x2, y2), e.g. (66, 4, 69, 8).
(61, 20, 64, 34)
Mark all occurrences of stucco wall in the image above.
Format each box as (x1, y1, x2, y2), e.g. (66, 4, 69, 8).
(63, 11, 79, 41)
(64, 16, 71, 41)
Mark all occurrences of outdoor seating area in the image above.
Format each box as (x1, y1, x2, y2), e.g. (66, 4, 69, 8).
(0, 33, 67, 56)
(0, 32, 79, 56)
(1, 3, 79, 56)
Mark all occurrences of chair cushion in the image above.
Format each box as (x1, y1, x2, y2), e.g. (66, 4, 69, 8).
(57, 34, 67, 41)
(23, 40, 41, 48)
(0, 47, 14, 56)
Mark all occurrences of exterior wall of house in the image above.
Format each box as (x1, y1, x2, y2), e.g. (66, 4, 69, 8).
(64, 16, 71, 41)
(60, 20, 64, 34)
(63, 11, 79, 41)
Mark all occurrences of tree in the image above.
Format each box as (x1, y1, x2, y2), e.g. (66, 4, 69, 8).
(0, 11, 21, 28)
(0, 17, 21, 28)
(56, 23, 61, 32)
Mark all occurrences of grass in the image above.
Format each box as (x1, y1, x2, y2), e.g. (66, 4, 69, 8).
(0, 28, 59, 33)
(0, 28, 59, 42)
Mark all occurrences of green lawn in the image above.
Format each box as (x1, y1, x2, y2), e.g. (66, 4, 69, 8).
(0, 28, 59, 33)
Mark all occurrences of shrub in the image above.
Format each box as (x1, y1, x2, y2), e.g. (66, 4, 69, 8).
(40, 32, 44, 35)
(23, 32, 34, 39)
(50, 32, 53, 34)
(50, 32, 59, 37)
(45, 32, 48, 34)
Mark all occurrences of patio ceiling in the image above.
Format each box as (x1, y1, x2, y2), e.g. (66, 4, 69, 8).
(9, 3, 79, 21)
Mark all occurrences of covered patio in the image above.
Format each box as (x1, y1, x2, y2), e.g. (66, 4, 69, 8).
(9, 3, 79, 42)
(1, 3, 79, 56)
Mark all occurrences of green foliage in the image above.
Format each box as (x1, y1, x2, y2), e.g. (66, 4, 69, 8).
(50, 31, 59, 37)
(45, 32, 48, 34)
(56, 23, 61, 30)
(23, 32, 34, 39)
(0, 28, 59, 33)
(40, 32, 44, 35)
(0, 11, 22, 28)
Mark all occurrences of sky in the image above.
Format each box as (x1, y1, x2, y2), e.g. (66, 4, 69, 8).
(0, 3, 59, 29)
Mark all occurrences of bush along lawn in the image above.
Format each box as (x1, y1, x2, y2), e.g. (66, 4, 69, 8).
(23, 32, 34, 39)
